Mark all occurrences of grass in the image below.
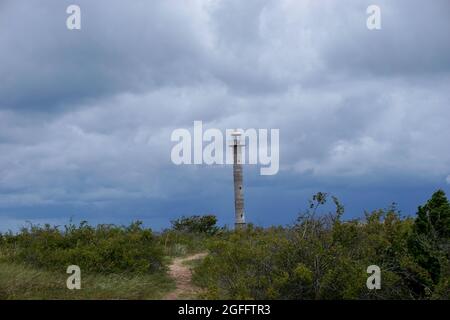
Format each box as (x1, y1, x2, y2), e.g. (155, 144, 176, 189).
(182, 258, 204, 269)
(0, 261, 175, 300)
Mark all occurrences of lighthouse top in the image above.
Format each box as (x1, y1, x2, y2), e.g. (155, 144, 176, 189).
(230, 130, 245, 146)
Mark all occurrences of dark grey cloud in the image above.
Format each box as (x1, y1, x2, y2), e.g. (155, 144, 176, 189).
(0, 0, 212, 110)
(2, 0, 449, 109)
(320, 0, 450, 76)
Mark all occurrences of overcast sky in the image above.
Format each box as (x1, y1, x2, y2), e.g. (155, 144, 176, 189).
(1, 0, 449, 231)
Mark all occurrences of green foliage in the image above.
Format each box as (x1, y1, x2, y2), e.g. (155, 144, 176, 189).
(408, 190, 450, 296)
(160, 229, 210, 257)
(1, 193, 449, 300)
(0, 221, 165, 274)
(193, 191, 450, 300)
(193, 226, 292, 299)
(170, 215, 219, 235)
(159, 214, 221, 256)
(414, 190, 450, 239)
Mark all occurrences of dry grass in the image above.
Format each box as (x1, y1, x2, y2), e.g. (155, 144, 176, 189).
(0, 261, 175, 300)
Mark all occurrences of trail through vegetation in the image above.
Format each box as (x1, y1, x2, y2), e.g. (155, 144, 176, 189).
(164, 253, 207, 300)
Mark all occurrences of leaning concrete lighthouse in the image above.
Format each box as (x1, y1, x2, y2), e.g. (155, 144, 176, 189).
(231, 131, 246, 230)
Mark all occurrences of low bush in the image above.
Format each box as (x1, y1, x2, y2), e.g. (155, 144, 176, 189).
(170, 215, 219, 235)
(159, 214, 221, 256)
(159, 229, 212, 257)
(0, 221, 165, 274)
(193, 191, 450, 300)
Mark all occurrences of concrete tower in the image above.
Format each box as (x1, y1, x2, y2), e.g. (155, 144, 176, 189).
(231, 131, 246, 230)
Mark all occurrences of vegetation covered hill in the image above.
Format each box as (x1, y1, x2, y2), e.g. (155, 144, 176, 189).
(0, 190, 449, 299)
(194, 191, 450, 299)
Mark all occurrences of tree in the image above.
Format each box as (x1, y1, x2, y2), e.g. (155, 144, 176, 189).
(171, 215, 219, 235)
(414, 190, 450, 240)
(409, 190, 450, 294)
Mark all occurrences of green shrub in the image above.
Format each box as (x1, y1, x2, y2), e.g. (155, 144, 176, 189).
(170, 215, 219, 235)
(408, 190, 450, 296)
(193, 192, 450, 300)
(159, 214, 221, 256)
(1, 221, 165, 274)
(159, 229, 211, 256)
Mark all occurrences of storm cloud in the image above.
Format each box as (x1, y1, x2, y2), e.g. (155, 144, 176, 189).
(1, 0, 449, 230)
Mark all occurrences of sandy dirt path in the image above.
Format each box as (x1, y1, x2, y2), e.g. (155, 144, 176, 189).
(164, 252, 207, 300)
